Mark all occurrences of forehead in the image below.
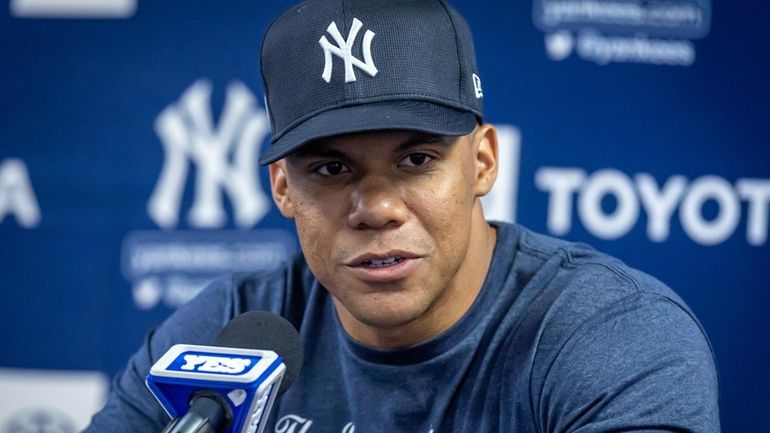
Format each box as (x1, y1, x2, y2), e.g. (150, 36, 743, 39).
(289, 130, 451, 160)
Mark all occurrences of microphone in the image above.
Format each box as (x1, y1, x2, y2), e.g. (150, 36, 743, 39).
(146, 311, 303, 433)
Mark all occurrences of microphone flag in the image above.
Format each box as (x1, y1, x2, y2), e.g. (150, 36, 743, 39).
(146, 344, 286, 433)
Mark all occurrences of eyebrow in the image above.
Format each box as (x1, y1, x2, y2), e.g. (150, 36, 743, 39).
(292, 132, 447, 160)
(396, 132, 445, 151)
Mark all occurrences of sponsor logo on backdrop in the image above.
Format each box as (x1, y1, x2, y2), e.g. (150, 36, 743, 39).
(533, 0, 711, 65)
(481, 125, 521, 224)
(1, 408, 76, 433)
(536, 168, 770, 246)
(0, 159, 41, 228)
(0, 369, 108, 433)
(11, 0, 136, 19)
(121, 80, 296, 310)
(477, 129, 768, 247)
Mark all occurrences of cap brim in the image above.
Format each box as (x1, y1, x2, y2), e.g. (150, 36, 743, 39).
(258, 100, 478, 165)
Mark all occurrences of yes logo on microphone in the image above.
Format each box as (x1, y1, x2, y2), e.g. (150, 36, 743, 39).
(167, 352, 260, 376)
(147, 345, 287, 433)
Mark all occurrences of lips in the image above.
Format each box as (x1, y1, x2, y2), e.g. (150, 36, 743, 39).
(344, 251, 423, 283)
(347, 251, 418, 267)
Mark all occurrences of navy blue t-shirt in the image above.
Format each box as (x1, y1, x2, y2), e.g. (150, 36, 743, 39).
(84, 222, 720, 432)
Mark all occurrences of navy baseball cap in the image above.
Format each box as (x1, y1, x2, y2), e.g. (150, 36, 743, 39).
(258, 0, 484, 165)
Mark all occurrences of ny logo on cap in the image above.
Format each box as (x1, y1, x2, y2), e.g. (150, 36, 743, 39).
(319, 18, 378, 83)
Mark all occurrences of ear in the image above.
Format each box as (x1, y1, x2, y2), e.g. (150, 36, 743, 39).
(268, 160, 295, 219)
(472, 123, 499, 197)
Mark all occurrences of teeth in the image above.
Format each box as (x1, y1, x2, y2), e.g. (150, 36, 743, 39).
(364, 257, 403, 268)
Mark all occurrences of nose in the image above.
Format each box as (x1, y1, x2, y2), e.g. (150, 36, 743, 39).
(347, 175, 408, 230)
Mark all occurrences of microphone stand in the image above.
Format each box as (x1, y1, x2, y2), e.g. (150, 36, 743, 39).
(161, 392, 232, 433)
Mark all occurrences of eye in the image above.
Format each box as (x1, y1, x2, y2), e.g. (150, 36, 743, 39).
(314, 161, 349, 176)
(400, 153, 432, 167)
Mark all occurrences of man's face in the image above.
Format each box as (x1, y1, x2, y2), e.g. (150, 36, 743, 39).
(269, 126, 498, 348)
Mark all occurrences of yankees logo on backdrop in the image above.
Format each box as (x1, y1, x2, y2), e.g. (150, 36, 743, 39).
(148, 79, 270, 229)
(121, 80, 296, 311)
(319, 18, 378, 83)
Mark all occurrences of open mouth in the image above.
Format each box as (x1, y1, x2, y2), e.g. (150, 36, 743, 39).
(345, 251, 421, 283)
(360, 256, 405, 268)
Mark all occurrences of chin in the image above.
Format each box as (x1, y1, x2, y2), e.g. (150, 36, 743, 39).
(350, 296, 428, 330)
(355, 310, 418, 330)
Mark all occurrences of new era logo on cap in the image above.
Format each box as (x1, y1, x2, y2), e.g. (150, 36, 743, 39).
(473, 73, 483, 98)
(320, 18, 378, 83)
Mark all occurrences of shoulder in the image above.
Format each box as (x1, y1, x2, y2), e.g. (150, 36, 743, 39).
(149, 253, 315, 355)
(530, 288, 720, 431)
(497, 222, 700, 335)
(496, 223, 719, 432)
(82, 255, 317, 432)
(504, 223, 712, 359)
(228, 253, 316, 328)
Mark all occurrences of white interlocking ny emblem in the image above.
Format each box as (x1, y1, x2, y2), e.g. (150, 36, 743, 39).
(319, 18, 378, 83)
(148, 79, 271, 229)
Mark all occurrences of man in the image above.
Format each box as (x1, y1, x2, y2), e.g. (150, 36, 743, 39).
(85, 0, 720, 432)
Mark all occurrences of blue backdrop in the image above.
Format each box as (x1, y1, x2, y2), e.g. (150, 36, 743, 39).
(0, 1, 767, 432)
